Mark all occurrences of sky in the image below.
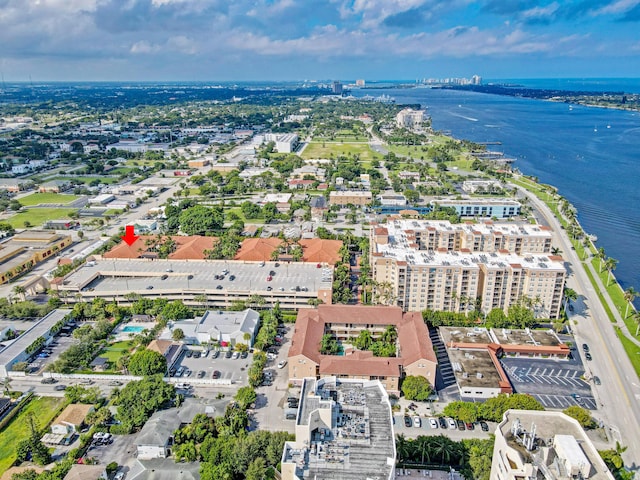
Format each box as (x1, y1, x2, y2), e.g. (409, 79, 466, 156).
(1, 0, 640, 82)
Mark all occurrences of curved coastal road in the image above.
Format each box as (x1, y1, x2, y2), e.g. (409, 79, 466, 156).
(516, 182, 640, 470)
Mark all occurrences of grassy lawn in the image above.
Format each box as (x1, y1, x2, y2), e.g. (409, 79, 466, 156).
(49, 176, 119, 185)
(18, 193, 81, 206)
(99, 340, 135, 363)
(6, 208, 78, 228)
(614, 327, 640, 378)
(0, 396, 66, 475)
(302, 141, 383, 162)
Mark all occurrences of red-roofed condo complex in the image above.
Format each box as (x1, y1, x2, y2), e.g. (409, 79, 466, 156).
(288, 305, 437, 395)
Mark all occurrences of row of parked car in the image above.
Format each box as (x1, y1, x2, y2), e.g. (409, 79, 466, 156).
(402, 416, 490, 432)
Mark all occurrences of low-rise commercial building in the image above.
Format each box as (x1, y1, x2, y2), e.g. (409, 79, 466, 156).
(281, 377, 396, 480)
(0, 231, 73, 284)
(439, 327, 570, 399)
(288, 305, 437, 394)
(0, 309, 72, 377)
(164, 309, 260, 347)
(491, 410, 614, 480)
(329, 190, 372, 206)
(434, 198, 521, 219)
(264, 133, 299, 153)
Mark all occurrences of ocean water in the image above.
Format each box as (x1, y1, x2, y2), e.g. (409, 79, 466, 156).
(353, 86, 640, 295)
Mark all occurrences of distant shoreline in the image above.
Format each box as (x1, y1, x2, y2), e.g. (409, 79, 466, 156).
(439, 84, 640, 112)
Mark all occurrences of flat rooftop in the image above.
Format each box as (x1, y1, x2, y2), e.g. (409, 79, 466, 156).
(440, 327, 493, 346)
(490, 328, 563, 347)
(0, 309, 71, 366)
(59, 258, 332, 295)
(381, 219, 552, 239)
(448, 348, 503, 389)
(286, 378, 395, 480)
(373, 244, 562, 270)
(499, 410, 614, 480)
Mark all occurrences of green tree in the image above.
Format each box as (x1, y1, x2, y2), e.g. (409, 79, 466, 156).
(172, 328, 185, 341)
(114, 375, 175, 432)
(179, 205, 223, 235)
(245, 457, 267, 480)
(563, 405, 595, 429)
(623, 287, 638, 318)
(401, 375, 433, 401)
(127, 349, 167, 376)
(234, 386, 257, 410)
(443, 401, 479, 423)
(161, 300, 193, 320)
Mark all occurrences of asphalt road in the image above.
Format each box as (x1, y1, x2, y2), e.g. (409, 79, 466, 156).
(516, 181, 640, 470)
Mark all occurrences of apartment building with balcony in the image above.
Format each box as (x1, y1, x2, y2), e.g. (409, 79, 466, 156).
(370, 220, 565, 318)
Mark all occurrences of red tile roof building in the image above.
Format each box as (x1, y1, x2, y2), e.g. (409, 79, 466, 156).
(103, 235, 217, 260)
(288, 304, 437, 394)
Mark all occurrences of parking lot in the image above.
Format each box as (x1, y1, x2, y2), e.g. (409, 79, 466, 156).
(172, 347, 252, 384)
(30, 333, 79, 373)
(392, 415, 496, 440)
(251, 325, 298, 434)
(501, 356, 597, 410)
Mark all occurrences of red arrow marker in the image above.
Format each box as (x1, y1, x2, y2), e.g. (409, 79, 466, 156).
(121, 225, 140, 246)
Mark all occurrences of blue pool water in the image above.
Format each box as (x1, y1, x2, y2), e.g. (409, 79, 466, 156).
(121, 325, 145, 333)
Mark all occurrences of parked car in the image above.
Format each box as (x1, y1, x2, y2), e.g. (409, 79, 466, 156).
(193, 351, 201, 359)
(582, 343, 590, 352)
(212, 370, 221, 379)
(197, 370, 206, 378)
(457, 420, 466, 431)
(585, 352, 593, 361)
(403, 416, 412, 428)
(465, 422, 475, 431)
(231, 351, 240, 360)
(240, 351, 248, 359)
(439, 417, 448, 429)
(108, 380, 123, 386)
(278, 360, 288, 369)
(186, 350, 193, 358)
(429, 418, 438, 429)
(593, 376, 601, 385)
(225, 350, 233, 359)
(413, 416, 422, 428)
(448, 418, 457, 430)
(211, 350, 220, 359)
(41, 377, 57, 384)
(480, 421, 490, 432)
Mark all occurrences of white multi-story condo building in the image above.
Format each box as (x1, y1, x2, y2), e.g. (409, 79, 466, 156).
(491, 410, 614, 480)
(395, 108, 426, 129)
(370, 220, 565, 317)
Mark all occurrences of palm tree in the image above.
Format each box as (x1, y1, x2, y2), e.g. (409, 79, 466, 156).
(597, 247, 606, 272)
(551, 246, 562, 256)
(604, 257, 618, 286)
(563, 287, 578, 313)
(395, 434, 411, 465)
(12, 285, 26, 302)
(623, 287, 638, 318)
(2, 377, 11, 397)
(631, 310, 640, 337)
(416, 436, 432, 464)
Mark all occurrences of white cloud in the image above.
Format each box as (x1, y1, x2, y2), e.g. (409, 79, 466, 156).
(591, 0, 640, 16)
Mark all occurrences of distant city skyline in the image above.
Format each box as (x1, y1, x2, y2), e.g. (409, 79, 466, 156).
(2, 0, 640, 82)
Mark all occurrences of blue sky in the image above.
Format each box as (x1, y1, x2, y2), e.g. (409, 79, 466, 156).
(1, 0, 640, 81)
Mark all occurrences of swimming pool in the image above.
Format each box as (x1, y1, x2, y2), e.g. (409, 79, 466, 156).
(121, 325, 145, 333)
